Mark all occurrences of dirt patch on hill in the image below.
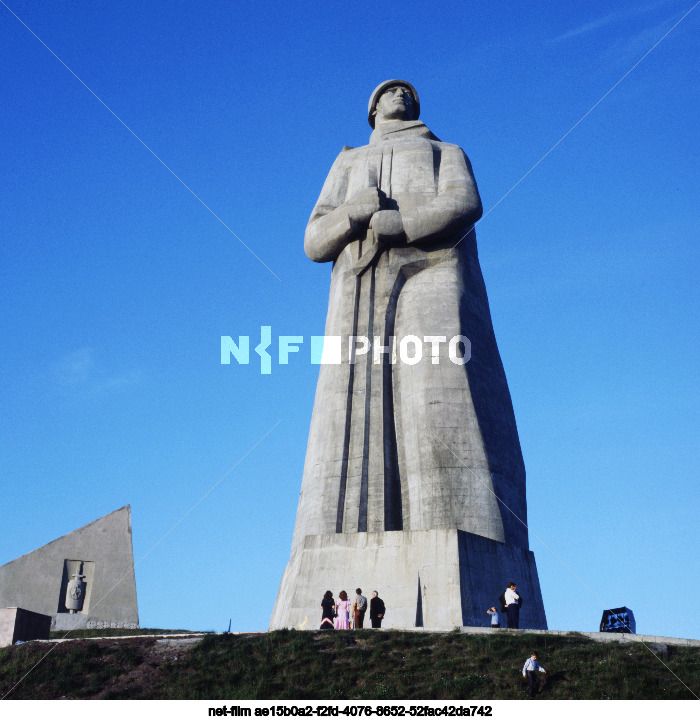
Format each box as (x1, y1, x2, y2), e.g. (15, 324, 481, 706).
(91, 636, 205, 699)
(2, 635, 209, 700)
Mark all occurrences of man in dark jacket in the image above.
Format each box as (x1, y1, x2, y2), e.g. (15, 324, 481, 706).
(503, 582, 522, 629)
(369, 591, 386, 628)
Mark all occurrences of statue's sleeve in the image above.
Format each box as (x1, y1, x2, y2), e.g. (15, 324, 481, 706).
(401, 144, 482, 246)
(304, 150, 355, 263)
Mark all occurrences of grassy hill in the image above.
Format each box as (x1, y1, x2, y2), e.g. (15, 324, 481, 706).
(1, 629, 698, 700)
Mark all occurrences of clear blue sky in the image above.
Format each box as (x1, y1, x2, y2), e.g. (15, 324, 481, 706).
(1, 0, 698, 642)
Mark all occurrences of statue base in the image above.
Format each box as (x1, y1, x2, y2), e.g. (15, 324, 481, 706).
(270, 529, 547, 630)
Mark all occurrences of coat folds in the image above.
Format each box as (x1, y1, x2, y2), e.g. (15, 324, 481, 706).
(291, 121, 528, 553)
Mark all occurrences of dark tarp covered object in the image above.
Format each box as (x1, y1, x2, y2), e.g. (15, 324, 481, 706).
(600, 607, 636, 633)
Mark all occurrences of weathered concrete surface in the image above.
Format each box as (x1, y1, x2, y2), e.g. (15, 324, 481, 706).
(272, 80, 546, 630)
(270, 529, 545, 631)
(0, 506, 138, 630)
(0, 607, 52, 647)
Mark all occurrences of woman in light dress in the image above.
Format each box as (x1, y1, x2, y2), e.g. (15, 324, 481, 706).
(334, 590, 351, 629)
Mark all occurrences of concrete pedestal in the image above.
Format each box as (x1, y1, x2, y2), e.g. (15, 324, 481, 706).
(270, 529, 546, 631)
(0, 607, 52, 647)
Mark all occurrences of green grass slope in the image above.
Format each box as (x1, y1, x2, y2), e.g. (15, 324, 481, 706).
(1, 629, 698, 700)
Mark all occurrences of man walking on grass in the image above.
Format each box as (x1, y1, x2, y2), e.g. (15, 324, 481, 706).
(522, 651, 547, 698)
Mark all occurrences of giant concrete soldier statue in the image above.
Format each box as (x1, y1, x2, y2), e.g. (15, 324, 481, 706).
(271, 81, 547, 631)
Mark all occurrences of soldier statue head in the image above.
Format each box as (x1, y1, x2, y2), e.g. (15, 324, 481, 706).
(368, 79, 420, 128)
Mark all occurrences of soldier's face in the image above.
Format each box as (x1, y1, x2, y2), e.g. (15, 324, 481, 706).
(375, 86, 414, 122)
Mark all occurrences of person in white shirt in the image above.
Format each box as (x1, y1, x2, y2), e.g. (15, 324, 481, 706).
(504, 582, 520, 628)
(522, 651, 547, 697)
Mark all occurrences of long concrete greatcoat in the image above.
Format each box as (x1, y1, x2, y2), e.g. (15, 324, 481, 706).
(291, 119, 528, 554)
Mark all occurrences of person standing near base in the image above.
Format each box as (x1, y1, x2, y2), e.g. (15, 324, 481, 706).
(353, 588, 368, 629)
(320, 590, 335, 630)
(370, 591, 385, 628)
(522, 651, 547, 698)
(504, 582, 521, 628)
(486, 606, 500, 628)
(334, 591, 351, 629)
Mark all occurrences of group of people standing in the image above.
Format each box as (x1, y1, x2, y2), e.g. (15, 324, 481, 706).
(318, 581, 546, 698)
(487, 581, 523, 629)
(321, 589, 386, 630)
(321, 582, 521, 631)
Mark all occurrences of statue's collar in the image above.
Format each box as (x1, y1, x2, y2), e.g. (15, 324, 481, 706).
(369, 120, 440, 144)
